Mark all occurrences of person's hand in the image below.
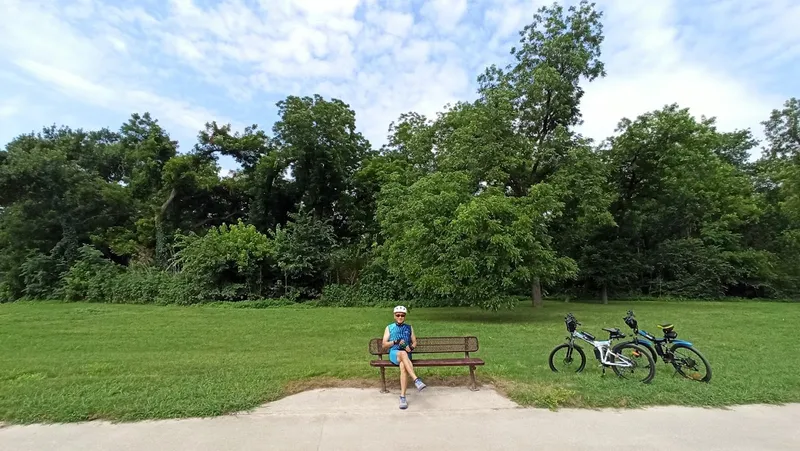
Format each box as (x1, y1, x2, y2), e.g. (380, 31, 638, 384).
(398, 339, 406, 347)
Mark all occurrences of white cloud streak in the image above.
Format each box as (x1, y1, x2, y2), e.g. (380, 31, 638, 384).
(0, 0, 797, 165)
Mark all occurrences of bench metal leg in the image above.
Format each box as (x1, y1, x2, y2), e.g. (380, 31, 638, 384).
(379, 367, 389, 393)
(469, 366, 478, 391)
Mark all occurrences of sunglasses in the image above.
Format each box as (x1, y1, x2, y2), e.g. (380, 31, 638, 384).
(395, 313, 406, 317)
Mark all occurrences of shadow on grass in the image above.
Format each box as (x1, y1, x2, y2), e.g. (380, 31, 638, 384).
(422, 307, 555, 324)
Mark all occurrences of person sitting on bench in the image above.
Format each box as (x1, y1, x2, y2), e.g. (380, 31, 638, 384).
(382, 305, 427, 409)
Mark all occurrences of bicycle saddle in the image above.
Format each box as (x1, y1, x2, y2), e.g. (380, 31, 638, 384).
(657, 323, 674, 331)
(603, 327, 625, 339)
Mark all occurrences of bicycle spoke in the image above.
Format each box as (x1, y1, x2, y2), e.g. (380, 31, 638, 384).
(553, 348, 578, 371)
(611, 343, 656, 383)
(671, 346, 710, 381)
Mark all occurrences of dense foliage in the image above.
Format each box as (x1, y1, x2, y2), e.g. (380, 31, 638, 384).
(2, 1, 798, 308)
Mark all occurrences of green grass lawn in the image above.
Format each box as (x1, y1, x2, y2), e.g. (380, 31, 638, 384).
(1, 300, 799, 424)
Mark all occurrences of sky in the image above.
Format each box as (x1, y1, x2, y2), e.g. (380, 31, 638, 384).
(1, 0, 798, 175)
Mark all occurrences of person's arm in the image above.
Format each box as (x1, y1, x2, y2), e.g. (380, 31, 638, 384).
(410, 325, 417, 351)
(382, 326, 395, 350)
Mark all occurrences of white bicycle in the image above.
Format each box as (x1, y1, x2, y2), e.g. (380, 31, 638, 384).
(548, 313, 656, 383)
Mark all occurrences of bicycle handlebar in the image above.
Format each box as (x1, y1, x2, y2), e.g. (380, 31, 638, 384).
(623, 310, 638, 330)
(564, 312, 580, 332)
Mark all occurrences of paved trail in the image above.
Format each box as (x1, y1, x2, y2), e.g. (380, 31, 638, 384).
(1, 387, 798, 450)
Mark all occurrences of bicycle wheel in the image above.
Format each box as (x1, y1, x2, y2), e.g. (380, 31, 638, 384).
(616, 339, 658, 363)
(636, 340, 658, 363)
(548, 343, 586, 373)
(610, 342, 656, 383)
(670, 344, 712, 382)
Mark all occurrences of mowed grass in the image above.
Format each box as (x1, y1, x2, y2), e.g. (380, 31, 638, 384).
(1, 300, 799, 424)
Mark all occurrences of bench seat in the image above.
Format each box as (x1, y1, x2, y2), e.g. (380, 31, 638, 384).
(370, 358, 485, 367)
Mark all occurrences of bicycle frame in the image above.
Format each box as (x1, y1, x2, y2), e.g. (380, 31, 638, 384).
(637, 329, 693, 348)
(568, 330, 635, 368)
(624, 311, 694, 362)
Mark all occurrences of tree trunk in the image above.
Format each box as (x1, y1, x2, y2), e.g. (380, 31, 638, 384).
(532, 278, 543, 308)
(601, 284, 608, 304)
(154, 188, 177, 267)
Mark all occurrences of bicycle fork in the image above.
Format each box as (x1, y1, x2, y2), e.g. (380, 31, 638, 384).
(564, 338, 577, 364)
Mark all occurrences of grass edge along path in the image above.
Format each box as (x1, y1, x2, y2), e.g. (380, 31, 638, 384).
(1, 300, 799, 424)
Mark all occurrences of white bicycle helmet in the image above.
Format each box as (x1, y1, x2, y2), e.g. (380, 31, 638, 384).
(393, 305, 407, 314)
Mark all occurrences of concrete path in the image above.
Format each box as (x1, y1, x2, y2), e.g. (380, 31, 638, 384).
(1, 386, 798, 450)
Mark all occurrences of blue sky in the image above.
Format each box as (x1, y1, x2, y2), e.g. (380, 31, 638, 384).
(1, 0, 798, 175)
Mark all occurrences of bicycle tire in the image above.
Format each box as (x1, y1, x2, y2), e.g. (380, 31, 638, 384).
(670, 343, 712, 382)
(637, 340, 658, 363)
(615, 339, 658, 363)
(610, 342, 656, 383)
(548, 343, 586, 373)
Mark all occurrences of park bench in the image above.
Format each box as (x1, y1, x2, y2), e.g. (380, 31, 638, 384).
(368, 336, 485, 392)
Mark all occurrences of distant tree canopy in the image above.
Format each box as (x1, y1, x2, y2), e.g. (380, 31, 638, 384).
(2, 1, 799, 308)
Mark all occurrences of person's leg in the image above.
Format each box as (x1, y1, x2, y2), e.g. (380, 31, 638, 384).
(391, 349, 409, 409)
(397, 351, 418, 379)
(397, 351, 427, 391)
(399, 360, 408, 395)
(399, 361, 408, 409)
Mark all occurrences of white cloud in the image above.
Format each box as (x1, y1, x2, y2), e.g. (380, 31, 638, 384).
(0, 0, 797, 167)
(0, 0, 237, 146)
(0, 96, 23, 120)
(422, 0, 469, 31)
(576, 0, 790, 149)
(484, 0, 549, 44)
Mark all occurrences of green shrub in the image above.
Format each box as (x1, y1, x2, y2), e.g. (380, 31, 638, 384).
(201, 298, 301, 308)
(19, 252, 64, 300)
(171, 220, 276, 300)
(61, 246, 122, 302)
(318, 282, 453, 307)
(0, 282, 13, 303)
(105, 268, 201, 305)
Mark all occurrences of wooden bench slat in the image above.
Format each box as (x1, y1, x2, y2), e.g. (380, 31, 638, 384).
(370, 358, 485, 367)
(369, 336, 479, 355)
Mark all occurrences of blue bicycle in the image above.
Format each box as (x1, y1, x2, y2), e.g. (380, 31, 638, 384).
(618, 310, 712, 382)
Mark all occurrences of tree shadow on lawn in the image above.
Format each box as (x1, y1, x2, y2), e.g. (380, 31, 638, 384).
(421, 307, 557, 324)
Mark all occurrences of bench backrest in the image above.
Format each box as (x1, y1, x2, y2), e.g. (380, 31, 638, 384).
(369, 336, 479, 356)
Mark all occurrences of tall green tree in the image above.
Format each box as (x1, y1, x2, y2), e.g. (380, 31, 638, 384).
(0, 126, 134, 299)
(271, 95, 374, 241)
(473, 0, 607, 306)
(377, 170, 576, 309)
(594, 104, 767, 299)
(744, 98, 800, 296)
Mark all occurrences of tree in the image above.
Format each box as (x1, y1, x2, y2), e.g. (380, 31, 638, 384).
(742, 98, 800, 296)
(593, 104, 767, 298)
(271, 209, 336, 298)
(474, 0, 607, 306)
(271, 95, 374, 240)
(0, 126, 135, 298)
(377, 169, 575, 309)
